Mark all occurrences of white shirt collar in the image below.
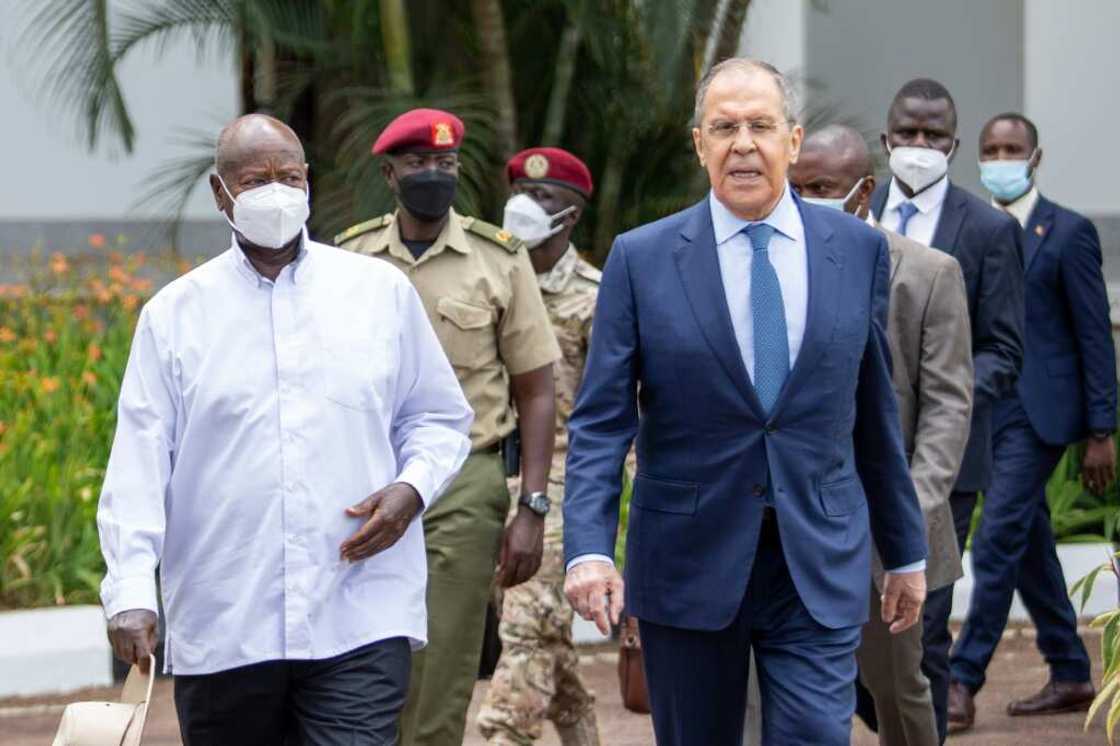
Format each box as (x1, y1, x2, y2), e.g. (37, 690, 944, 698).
(709, 184, 801, 246)
(230, 227, 311, 286)
(885, 175, 950, 216)
(992, 185, 1040, 229)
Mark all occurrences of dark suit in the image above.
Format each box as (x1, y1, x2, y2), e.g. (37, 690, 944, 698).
(951, 194, 1116, 694)
(872, 179, 1025, 742)
(565, 193, 926, 745)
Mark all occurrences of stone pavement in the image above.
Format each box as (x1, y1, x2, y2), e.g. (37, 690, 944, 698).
(0, 628, 1105, 745)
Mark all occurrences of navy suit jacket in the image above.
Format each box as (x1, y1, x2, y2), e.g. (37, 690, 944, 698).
(564, 194, 927, 631)
(1018, 195, 1116, 444)
(872, 181, 1025, 492)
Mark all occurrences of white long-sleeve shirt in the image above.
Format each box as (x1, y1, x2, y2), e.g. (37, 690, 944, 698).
(97, 233, 473, 675)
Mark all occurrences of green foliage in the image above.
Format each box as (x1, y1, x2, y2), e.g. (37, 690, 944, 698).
(1074, 556, 1120, 741)
(18, 0, 750, 259)
(1047, 443, 1120, 544)
(0, 244, 189, 609)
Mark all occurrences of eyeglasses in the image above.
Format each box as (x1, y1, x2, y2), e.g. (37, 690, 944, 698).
(706, 119, 787, 140)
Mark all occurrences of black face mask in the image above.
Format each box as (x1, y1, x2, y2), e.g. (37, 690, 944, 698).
(396, 169, 458, 222)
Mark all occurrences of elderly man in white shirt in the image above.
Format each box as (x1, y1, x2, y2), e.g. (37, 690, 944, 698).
(97, 113, 473, 745)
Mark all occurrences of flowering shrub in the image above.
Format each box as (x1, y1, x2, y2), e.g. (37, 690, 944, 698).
(0, 238, 189, 609)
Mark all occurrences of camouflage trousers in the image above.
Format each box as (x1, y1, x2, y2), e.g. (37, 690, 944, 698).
(476, 479, 600, 745)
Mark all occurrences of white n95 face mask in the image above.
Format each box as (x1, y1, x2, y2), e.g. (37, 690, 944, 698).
(888, 145, 952, 193)
(218, 176, 310, 250)
(502, 193, 575, 249)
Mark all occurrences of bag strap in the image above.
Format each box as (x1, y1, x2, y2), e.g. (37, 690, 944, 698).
(120, 655, 155, 705)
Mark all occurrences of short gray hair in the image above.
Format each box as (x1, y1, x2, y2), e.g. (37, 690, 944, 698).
(692, 58, 799, 129)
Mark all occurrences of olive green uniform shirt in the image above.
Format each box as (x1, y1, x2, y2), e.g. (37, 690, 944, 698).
(336, 209, 561, 450)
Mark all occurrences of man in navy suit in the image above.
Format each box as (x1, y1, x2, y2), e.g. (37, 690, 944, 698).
(946, 112, 1116, 731)
(562, 57, 929, 746)
(870, 78, 1025, 743)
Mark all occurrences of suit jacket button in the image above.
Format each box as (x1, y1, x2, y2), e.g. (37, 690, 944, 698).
(752, 484, 766, 497)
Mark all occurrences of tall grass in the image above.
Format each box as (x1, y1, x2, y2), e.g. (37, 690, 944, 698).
(0, 239, 187, 609)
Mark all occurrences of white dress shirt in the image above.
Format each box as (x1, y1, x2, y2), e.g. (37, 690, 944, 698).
(880, 176, 950, 247)
(570, 188, 923, 574)
(98, 232, 473, 675)
(993, 184, 1040, 229)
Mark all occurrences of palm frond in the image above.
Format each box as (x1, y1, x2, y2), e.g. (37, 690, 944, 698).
(19, 0, 135, 153)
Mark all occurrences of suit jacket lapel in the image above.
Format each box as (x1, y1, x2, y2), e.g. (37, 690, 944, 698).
(769, 199, 839, 418)
(930, 183, 967, 256)
(673, 202, 765, 416)
(1024, 195, 1054, 273)
(871, 182, 889, 221)
(886, 229, 904, 283)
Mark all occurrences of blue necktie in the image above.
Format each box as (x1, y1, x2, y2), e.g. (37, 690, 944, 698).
(896, 201, 919, 237)
(745, 223, 788, 413)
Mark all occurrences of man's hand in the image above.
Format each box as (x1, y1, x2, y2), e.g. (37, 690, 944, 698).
(1082, 436, 1116, 497)
(881, 569, 927, 634)
(107, 609, 158, 673)
(495, 506, 544, 588)
(341, 482, 423, 562)
(565, 560, 624, 635)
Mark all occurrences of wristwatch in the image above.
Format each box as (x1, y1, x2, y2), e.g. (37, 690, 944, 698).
(519, 490, 551, 516)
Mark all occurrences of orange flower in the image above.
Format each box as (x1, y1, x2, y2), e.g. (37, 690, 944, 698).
(43, 328, 57, 344)
(130, 277, 153, 293)
(0, 327, 15, 343)
(108, 265, 129, 284)
(122, 295, 140, 312)
(49, 252, 70, 275)
(40, 377, 61, 394)
(88, 233, 107, 249)
(87, 342, 102, 361)
(81, 371, 97, 386)
(73, 304, 90, 320)
(108, 251, 124, 265)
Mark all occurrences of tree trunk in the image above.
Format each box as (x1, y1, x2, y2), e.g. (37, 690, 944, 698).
(714, 0, 751, 63)
(541, 0, 587, 146)
(470, 0, 518, 162)
(591, 133, 632, 265)
(379, 0, 414, 95)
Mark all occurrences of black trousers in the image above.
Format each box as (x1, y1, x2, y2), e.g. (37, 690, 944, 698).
(174, 637, 411, 746)
(922, 491, 978, 744)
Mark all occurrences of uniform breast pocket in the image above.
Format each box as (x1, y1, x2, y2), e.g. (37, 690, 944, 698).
(435, 297, 497, 371)
(319, 331, 391, 412)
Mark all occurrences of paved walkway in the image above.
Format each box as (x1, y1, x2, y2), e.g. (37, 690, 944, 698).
(0, 627, 1105, 745)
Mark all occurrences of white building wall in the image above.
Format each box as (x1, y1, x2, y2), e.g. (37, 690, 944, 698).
(1024, 0, 1120, 216)
(0, 4, 238, 222)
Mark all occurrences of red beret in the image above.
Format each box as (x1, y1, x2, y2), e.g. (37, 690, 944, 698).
(372, 108, 465, 155)
(506, 147, 593, 198)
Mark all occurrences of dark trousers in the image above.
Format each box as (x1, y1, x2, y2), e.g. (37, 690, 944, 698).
(639, 511, 861, 746)
(921, 490, 977, 744)
(951, 397, 1091, 692)
(173, 637, 411, 746)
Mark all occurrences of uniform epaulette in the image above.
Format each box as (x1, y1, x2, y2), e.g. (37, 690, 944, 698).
(462, 216, 523, 253)
(333, 214, 393, 246)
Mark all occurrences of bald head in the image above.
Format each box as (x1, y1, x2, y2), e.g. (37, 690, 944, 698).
(789, 124, 876, 217)
(215, 114, 304, 179)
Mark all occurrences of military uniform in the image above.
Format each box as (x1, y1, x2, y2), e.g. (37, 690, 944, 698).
(476, 246, 601, 746)
(337, 208, 560, 746)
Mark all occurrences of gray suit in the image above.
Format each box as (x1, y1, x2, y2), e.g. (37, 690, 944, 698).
(857, 227, 973, 746)
(745, 226, 972, 746)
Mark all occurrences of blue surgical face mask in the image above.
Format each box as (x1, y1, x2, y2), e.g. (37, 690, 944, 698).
(979, 154, 1035, 202)
(802, 176, 866, 213)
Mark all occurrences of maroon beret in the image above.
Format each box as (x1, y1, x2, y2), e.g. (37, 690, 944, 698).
(372, 108, 465, 155)
(506, 147, 593, 198)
